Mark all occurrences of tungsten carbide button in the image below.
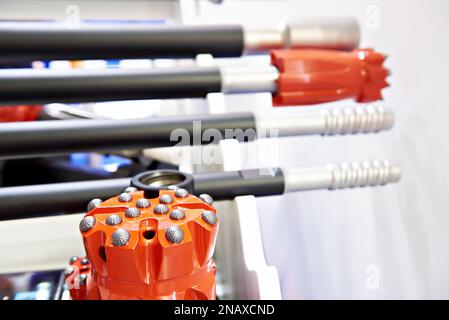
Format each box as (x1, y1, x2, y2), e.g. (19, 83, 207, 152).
(125, 207, 141, 218)
(169, 209, 185, 220)
(79, 216, 96, 232)
(136, 198, 151, 208)
(167, 185, 179, 191)
(87, 198, 102, 212)
(154, 204, 169, 215)
(124, 186, 138, 193)
(78, 274, 88, 286)
(69, 256, 79, 265)
(174, 188, 189, 198)
(111, 228, 130, 247)
(201, 210, 217, 225)
(165, 226, 184, 244)
(199, 194, 214, 205)
(64, 266, 74, 278)
(105, 214, 122, 226)
(118, 193, 132, 202)
(80, 258, 89, 265)
(159, 194, 174, 204)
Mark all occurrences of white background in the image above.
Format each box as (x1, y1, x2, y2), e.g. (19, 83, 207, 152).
(198, 0, 449, 299)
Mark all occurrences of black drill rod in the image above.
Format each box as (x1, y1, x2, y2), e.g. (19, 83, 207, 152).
(0, 24, 244, 61)
(0, 67, 222, 105)
(0, 168, 284, 220)
(0, 112, 256, 159)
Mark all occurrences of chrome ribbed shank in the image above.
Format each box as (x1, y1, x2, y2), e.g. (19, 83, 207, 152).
(326, 160, 400, 189)
(283, 160, 401, 193)
(256, 105, 394, 138)
(321, 105, 394, 135)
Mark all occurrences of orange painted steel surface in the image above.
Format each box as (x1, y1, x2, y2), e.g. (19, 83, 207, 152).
(66, 257, 101, 300)
(67, 189, 219, 300)
(0, 105, 42, 122)
(271, 48, 389, 106)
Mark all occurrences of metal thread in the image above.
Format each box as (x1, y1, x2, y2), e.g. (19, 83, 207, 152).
(327, 160, 400, 190)
(321, 105, 394, 135)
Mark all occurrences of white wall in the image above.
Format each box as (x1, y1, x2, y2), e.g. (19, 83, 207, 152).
(0, 0, 181, 21)
(198, 0, 449, 299)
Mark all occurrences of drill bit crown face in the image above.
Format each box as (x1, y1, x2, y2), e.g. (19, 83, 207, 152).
(70, 187, 219, 300)
(270, 48, 389, 106)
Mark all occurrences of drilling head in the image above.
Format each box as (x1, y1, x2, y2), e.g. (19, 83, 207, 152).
(271, 48, 389, 106)
(68, 186, 219, 300)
